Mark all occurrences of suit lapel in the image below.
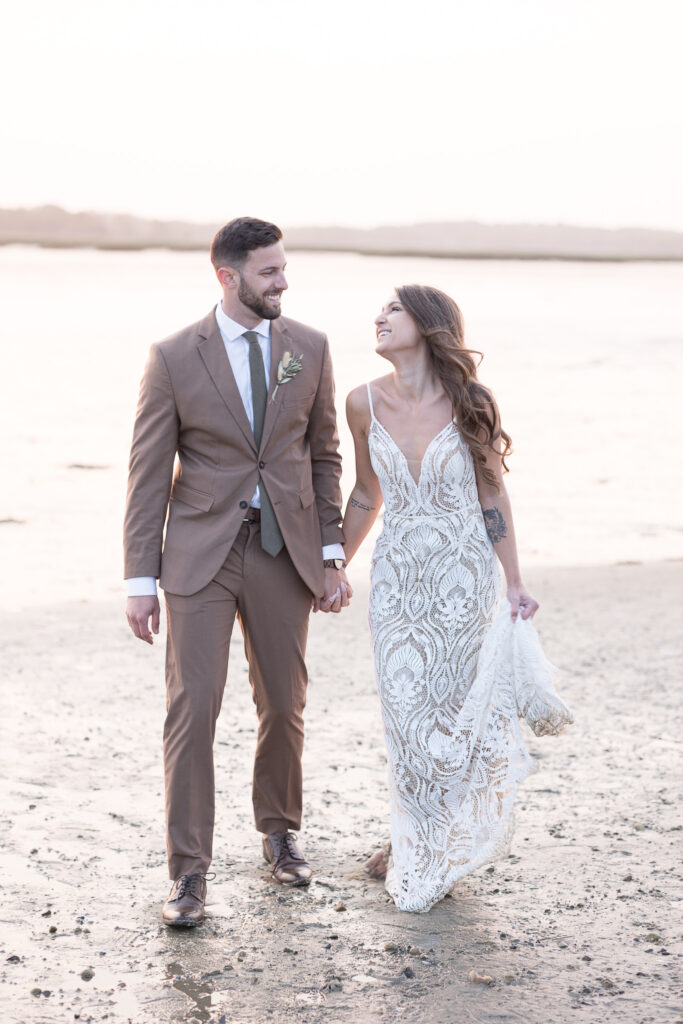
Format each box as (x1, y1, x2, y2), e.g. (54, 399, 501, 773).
(197, 311, 257, 452)
(259, 318, 289, 453)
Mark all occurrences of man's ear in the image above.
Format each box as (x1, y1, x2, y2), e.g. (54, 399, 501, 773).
(217, 265, 239, 290)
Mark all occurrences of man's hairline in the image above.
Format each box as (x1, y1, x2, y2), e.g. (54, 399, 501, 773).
(213, 243, 287, 275)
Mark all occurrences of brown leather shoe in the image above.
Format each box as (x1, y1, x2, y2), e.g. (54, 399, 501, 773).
(262, 832, 312, 887)
(162, 872, 212, 927)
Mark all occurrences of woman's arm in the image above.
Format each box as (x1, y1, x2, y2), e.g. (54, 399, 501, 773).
(342, 387, 384, 562)
(474, 404, 538, 620)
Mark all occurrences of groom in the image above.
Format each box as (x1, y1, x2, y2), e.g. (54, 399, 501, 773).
(124, 217, 351, 926)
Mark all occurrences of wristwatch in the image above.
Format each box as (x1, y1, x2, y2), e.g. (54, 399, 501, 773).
(323, 558, 346, 570)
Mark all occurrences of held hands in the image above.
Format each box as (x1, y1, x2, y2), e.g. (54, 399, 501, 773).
(313, 568, 354, 614)
(126, 595, 160, 644)
(506, 584, 539, 622)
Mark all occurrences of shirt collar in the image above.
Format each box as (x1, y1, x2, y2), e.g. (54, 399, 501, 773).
(215, 302, 271, 344)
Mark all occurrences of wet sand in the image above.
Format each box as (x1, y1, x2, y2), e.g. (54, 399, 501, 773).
(1, 561, 682, 1024)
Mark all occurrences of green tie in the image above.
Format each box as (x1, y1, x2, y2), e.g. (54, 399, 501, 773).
(244, 331, 284, 557)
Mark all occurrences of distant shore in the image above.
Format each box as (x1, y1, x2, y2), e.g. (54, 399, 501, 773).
(3, 238, 683, 262)
(3, 205, 683, 261)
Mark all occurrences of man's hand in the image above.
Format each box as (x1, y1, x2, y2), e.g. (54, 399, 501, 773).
(126, 595, 161, 644)
(320, 568, 350, 613)
(314, 568, 353, 614)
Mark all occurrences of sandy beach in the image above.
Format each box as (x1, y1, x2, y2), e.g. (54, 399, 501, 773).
(1, 560, 681, 1024)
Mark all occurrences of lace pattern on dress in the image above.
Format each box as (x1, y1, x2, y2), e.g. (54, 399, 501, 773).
(366, 385, 572, 913)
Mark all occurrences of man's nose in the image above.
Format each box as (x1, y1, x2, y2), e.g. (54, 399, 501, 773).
(277, 272, 288, 290)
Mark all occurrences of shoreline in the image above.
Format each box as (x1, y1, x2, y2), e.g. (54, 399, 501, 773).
(1, 559, 681, 1022)
(2, 238, 683, 262)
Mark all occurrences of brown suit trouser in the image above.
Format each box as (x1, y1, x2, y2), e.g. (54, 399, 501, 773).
(163, 521, 312, 879)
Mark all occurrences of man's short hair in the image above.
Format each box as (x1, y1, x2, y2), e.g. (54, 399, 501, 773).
(210, 217, 283, 270)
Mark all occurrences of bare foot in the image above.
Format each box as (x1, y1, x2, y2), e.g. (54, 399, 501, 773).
(364, 848, 388, 879)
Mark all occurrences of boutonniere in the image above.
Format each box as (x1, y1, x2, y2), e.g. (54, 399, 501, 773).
(270, 350, 303, 403)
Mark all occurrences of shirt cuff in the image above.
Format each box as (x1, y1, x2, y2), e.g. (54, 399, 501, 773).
(126, 577, 158, 597)
(322, 543, 346, 561)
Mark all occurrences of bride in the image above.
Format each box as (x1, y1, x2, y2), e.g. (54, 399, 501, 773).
(342, 284, 572, 913)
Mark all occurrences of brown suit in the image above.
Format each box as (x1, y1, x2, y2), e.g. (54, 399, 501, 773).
(124, 308, 344, 877)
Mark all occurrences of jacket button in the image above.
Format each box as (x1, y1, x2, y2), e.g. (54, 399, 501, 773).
(239, 500, 248, 509)
(259, 461, 265, 469)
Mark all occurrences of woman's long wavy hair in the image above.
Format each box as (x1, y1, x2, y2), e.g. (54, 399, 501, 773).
(396, 284, 512, 490)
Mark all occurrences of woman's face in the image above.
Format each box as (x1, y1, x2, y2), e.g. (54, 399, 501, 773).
(374, 294, 422, 358)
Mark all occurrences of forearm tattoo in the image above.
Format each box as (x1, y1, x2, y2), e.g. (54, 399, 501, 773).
(351, 496, 375, 512)
(483, 507, 508, 544)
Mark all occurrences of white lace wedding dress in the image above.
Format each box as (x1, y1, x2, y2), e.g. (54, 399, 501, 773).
(366, 384, 572, 913)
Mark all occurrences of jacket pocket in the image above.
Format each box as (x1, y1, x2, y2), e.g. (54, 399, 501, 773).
(283, 390, 316, 406)
(170, 482, 215, 511)
(287, 484, 315, 510)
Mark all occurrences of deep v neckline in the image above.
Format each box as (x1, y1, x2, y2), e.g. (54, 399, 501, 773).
(370, 416, 455, 488)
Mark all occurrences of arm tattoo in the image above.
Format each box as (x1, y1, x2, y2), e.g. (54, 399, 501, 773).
(351, 496, 375, 512)
(483, 507, 508, 544)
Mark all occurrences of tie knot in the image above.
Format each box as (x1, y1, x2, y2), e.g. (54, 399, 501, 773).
(243, 331, 260, 346)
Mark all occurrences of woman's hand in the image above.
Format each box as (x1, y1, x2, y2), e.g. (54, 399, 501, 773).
(506, 584, 539, 621)
(317, 568, 353, 614)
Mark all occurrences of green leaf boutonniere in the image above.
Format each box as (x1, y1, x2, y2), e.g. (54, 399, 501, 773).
(270, 350, 303, 403)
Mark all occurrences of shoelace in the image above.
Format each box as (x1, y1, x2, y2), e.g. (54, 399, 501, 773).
(173, 871, 215, 900)
(277, 833, 303, 865)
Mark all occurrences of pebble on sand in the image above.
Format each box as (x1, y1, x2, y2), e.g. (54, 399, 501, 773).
(468, 969, 494, 986)
(80, 969, 94, 981)
(334, 901, 347, 912)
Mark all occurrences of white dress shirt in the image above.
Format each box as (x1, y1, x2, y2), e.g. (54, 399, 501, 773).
(215, 303, 271, 510)
(126, 303, 344, 596)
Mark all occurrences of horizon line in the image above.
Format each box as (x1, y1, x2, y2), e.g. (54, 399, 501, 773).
(2, 203, 683, 237)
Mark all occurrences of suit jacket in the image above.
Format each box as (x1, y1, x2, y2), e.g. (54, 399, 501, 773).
(123, 308, 344, 597)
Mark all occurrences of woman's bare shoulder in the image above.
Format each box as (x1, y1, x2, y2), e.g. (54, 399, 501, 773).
(347, 375, 389, 408)
(347, 376, 393, 433)
(350, 374, 394, 400)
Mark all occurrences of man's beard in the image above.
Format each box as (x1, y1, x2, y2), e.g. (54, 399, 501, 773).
(238, 278, 281, 321)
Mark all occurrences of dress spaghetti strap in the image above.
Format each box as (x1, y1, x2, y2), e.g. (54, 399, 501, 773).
(366, 382, 376, 420)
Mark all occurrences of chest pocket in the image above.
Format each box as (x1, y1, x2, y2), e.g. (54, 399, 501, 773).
(283, 390, 316, 406)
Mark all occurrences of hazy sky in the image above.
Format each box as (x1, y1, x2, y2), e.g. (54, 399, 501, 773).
(3, 0, 682, 229)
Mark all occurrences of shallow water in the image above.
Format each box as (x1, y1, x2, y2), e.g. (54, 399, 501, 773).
(1, 246, 681, 609)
